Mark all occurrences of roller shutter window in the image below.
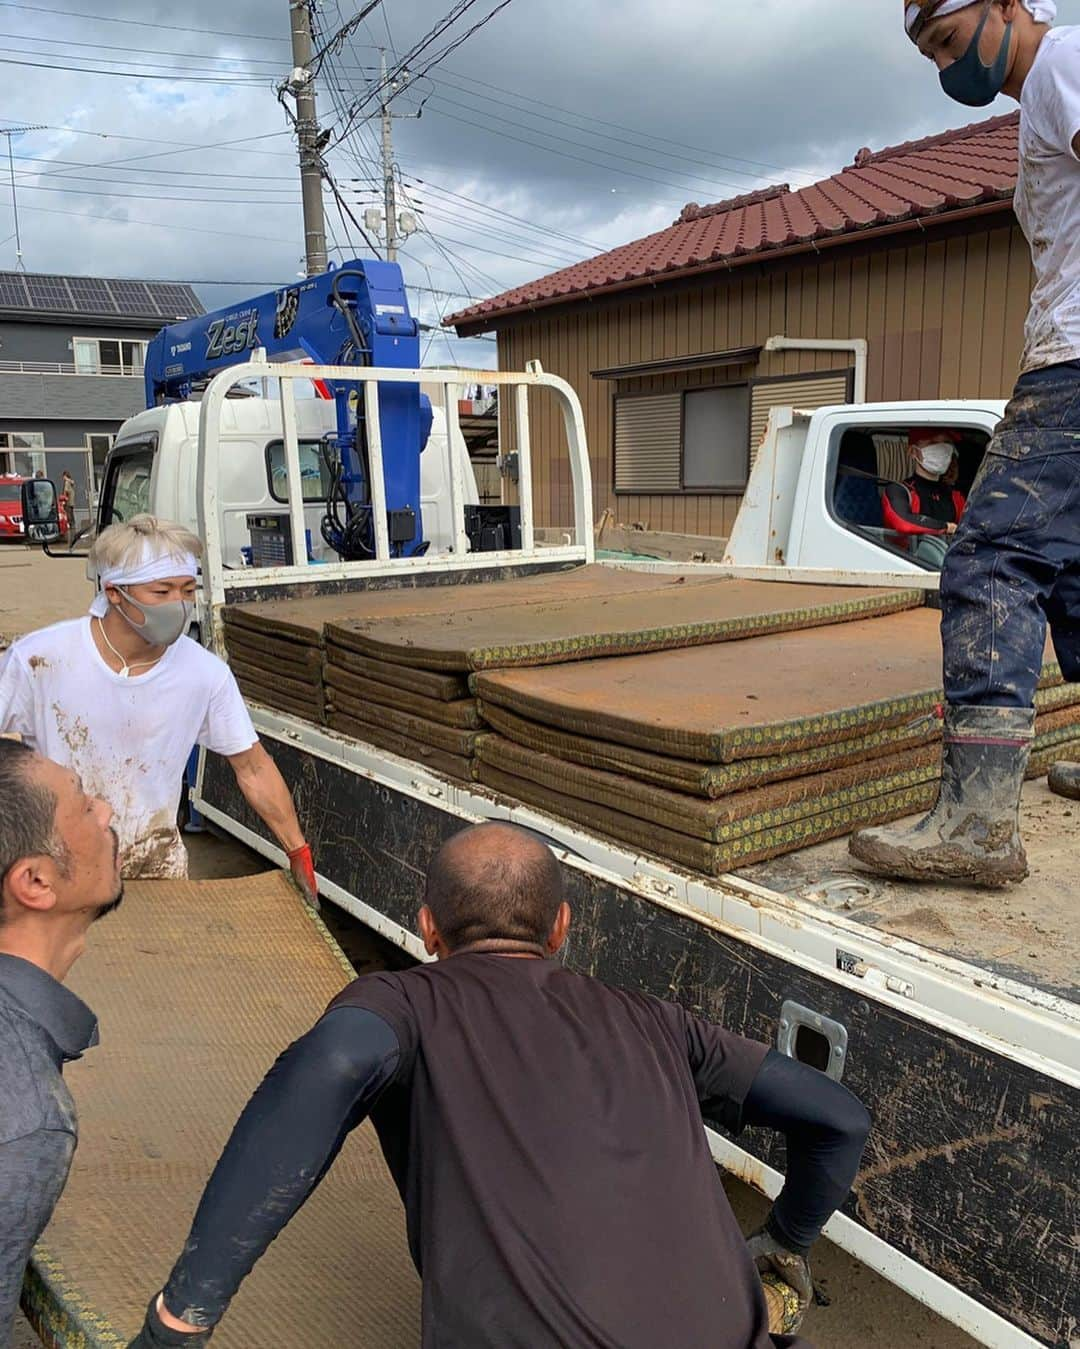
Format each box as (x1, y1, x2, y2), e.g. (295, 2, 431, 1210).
(613, 393, 682, 493)
(749, 372, 853, 467)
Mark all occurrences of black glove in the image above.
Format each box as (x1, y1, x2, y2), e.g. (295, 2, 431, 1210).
(128, 1295, 214, 1348)
(746, 1221, 814, 1320)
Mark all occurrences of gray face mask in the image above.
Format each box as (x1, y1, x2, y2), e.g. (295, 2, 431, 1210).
(116, 590, 193, 647)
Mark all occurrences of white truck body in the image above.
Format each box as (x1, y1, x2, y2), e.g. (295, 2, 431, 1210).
(81, 364, 1073, 1349)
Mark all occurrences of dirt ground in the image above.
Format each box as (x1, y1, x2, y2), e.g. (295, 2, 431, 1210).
(7, 548, 977, 1347)
(0, 540, 94, 646)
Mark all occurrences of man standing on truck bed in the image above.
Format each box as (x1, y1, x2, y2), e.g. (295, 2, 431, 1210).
(130, 823, 870, 1349)
(852, 0, 1080, 885)
(0, 515, 318, 899)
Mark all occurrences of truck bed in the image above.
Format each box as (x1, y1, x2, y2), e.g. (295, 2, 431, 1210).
(740, 780, 1078, 1002)
(21, 873, 420, 1347)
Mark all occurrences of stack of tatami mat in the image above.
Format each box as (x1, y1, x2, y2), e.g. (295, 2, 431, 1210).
(320, 572, 924, 781)
(221, 567, 925, 783)
(221, 595, 349, 724)
(219, 567, 1080, 877)
(473, 608, 1080, 875)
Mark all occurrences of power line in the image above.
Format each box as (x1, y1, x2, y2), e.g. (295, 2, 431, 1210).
(17, 182, 303, 204)
(427, 90, 752, 197)
(424, 81, 781, 192)
(0, 118, 294, 158)
(14, 152, 296, 182)
(20, 201, 300, 245)
(332, 0, 498, 147)
(0, 53, 271, 84)
(405, 174, 603, 251)
(0, 0, 289, 41)
(420, 102, 707, 204)
(430, 66, 815, 185)
(0, 28, 292, 66)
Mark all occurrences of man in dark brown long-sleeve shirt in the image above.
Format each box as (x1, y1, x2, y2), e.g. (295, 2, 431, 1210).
(133, 823, 870, 1349)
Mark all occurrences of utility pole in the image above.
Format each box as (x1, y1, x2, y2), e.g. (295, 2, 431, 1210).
(380, 50, 398, 263)
(287, 1, 328, 276)
(1, 125, 45, 272)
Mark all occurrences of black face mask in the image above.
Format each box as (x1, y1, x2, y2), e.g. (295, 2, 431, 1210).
(939, 2, 1013, 107)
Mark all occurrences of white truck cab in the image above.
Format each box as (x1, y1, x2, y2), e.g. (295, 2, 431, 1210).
(724, 399, 1006, 576)
(99, 392, 479, 569)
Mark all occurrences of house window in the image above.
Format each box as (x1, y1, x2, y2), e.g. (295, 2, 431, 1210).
(681, 386, 750, 490)
(72, 337, 147, 375)
(613, 387, 750, 494)
(0, 431, 46, 478)
(85, 432, 115, 459)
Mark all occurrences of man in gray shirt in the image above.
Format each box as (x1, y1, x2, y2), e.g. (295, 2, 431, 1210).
(0, 739, 123, 1343)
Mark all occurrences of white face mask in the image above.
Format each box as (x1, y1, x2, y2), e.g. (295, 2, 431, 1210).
(916, 443, 954, 477)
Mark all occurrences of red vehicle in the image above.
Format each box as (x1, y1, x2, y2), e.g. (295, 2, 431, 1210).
(0, 475, 68, 541)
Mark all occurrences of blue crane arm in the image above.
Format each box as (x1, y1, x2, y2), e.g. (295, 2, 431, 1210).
(143, 259, 427, 558)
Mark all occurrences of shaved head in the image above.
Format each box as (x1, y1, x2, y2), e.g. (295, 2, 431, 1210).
(423, 823, 564, 952)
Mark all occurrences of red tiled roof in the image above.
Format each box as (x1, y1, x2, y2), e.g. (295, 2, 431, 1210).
(448, 113, 1019, 330)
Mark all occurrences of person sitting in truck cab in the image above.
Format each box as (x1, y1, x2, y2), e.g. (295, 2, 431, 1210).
(881, 428, 966, 568)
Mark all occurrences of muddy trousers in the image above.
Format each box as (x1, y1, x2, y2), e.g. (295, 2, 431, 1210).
(942, 361, 1080, 708)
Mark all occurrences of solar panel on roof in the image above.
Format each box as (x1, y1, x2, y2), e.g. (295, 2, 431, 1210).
(0, 275, 29, 307)
(107, 280, 155, 315)
(25, 276, 73, 310)
(151, 283, 196, 315)
(66, 277, 117, 313)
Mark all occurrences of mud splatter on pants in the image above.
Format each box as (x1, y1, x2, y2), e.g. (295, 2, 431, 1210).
(942, 360, 1080, 707)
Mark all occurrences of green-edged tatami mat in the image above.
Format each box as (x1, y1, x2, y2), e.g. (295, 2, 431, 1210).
(478, 685, 1080, 799)
(476, 761, 941, 875)
(476, 722, 1080, 876)
(22, 874, 420, 1347)
(475, 610, 1073, 763)
(227, 564, 689, 645)
(326, 697, 480, 757)
(231, 658, 324, 710)
(477, 700, 940, 798)
(222, 627, 325, 674)
(233, 677, 325, 725)
(477, 735, 943, 844)
(327, 712, 476, 780)
(334, 581, 921, 672)
(326, 644, 469, 702)
(325, 665, 481, 729)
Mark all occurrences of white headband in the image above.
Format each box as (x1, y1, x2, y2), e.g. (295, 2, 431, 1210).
(89, 542, 199, 618)
(905, 0, 1056, 35)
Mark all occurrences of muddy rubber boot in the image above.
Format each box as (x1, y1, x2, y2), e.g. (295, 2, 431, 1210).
(849, 705, 1035, 887)
(1048, 761, 1080, 800)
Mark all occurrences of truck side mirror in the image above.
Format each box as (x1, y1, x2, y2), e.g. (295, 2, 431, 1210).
(21, 478, 61, 541)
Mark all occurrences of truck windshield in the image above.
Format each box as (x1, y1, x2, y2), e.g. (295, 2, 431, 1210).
(101, 447, 154, 526)
(0, 483, 20, 503)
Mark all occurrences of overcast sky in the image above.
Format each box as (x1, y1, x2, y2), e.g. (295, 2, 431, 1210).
(4, 0, 1079, 368)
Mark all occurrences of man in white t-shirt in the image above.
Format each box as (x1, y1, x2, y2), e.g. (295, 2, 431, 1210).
(0, 516, 317, 900)
(852, 0, 1080, 886)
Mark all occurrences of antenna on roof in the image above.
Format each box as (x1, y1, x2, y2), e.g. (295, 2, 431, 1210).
(0, 125, 46, 272)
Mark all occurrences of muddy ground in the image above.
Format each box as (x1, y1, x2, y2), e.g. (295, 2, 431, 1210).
(7, 547, 977, 1347)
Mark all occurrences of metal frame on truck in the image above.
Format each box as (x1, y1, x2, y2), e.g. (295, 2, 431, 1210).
(188, 361, 1076, 1349)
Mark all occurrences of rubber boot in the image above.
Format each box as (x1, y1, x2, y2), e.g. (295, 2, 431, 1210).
(849, 705, 1035, 887)
(1048, 761, 1080, 800)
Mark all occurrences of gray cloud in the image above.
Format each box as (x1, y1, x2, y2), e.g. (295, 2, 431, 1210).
(4, 0, 1076, 367)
